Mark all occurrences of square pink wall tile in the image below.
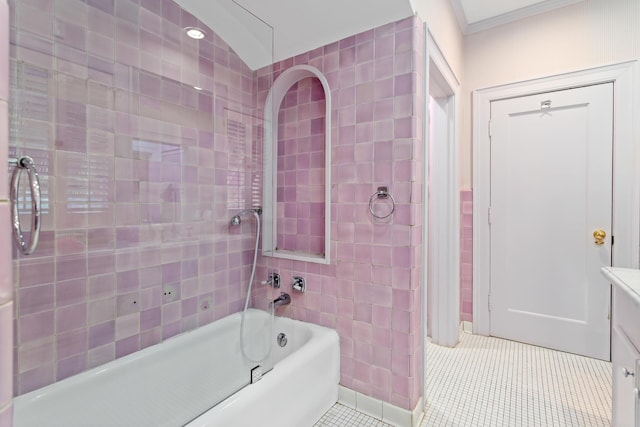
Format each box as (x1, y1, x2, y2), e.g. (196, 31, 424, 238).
(0, 202, 10, 304)
(8, 1, 424, 413)
(0, 404, 12, 427)
(0, 101, 7, 200)
(460, 190, 473, 321)
(0, 403, 13, 427)
(255, 15, 424, 412)
(8, 0, 268, 397)
(0, 0, 7, 102)
(0, 301, 13, 408)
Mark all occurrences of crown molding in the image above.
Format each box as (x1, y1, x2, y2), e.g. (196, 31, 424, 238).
(451, 0, 584, 35)
(449, 0, 469, 35)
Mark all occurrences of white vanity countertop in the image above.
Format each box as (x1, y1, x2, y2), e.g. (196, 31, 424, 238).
(601, 267, 640, 306)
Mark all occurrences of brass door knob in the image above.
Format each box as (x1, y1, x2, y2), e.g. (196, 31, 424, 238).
(593, 229, 606, 245)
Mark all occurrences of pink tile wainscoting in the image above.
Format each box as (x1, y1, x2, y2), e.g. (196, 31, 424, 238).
(460, 190, 473, 323)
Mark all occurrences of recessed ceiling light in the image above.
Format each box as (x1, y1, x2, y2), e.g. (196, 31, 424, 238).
(193, 86, 202, 91)
(184, 27, 205, 40)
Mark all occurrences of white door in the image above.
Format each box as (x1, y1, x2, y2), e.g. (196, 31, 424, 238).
(490, 83, 613, 360)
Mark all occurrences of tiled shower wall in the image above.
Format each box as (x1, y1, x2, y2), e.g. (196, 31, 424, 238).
(8, 0, 263, 395)
(1, 0, 13, 424)
(5, 0, 427, 416)
(256, 17, 425, 411)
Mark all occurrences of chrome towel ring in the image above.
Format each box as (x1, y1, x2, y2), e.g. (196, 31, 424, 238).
(368, 186, 395, 220)
(9, 156, 41, 255)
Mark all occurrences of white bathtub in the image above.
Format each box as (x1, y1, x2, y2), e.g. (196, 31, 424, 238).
(13, 309, 340, 427)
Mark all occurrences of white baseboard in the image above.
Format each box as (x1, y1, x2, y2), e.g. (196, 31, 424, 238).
(338, 386, 425, 427)
(462, 321, 473, 333)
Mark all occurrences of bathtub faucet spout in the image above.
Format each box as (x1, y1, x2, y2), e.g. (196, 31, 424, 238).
(270, 292, 291, 309)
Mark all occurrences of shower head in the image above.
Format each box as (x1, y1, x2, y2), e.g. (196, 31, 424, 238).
(229, 207, 262, 226)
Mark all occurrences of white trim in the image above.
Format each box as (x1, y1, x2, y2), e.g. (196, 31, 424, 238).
(451, 0, 584, 35)
(419, 23, 429, 410)
(462, 321, 473, 333)
(337, 386, 425, 427)
(262, 65, 331, 264)
(472, 61, 640, 335)
(448, 0, 470, 39)
(423, 28, 460, 348)
(421, 24, 461, 421)
(426, 34, 460, 88)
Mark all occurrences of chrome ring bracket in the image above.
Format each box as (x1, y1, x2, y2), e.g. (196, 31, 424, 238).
(368, 186, 396, 220)
(9, 156, 41, 255)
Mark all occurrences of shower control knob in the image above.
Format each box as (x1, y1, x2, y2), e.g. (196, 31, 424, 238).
(292, 276, 305, 293)
(261, 273, 280, 288)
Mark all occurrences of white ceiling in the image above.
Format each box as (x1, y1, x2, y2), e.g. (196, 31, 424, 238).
(451, 0, 585, 34)
(175, 0, 414, 70)
(174, 0, 585, 70)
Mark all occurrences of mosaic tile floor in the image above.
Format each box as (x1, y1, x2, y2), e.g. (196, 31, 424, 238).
(315, 403, 394, 427)
(316, 331, 612, 426)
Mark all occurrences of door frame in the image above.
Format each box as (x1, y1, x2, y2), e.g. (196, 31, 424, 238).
(423, 27, 461, 348)
(472, 61, 639, 336)
(421, 23, 461, 408)
(422, 25, 461, 347)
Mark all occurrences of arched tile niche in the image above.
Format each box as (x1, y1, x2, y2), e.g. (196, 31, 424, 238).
(262, 65, 331, 264)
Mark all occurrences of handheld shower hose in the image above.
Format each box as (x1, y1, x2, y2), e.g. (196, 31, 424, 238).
(232, 209, 273, 363)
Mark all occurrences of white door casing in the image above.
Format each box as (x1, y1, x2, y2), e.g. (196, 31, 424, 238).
(473, 61, 639, 341)
(422, 26, 461, 349)
(422, 24, 461, 411)
(490, 83, 612, 360)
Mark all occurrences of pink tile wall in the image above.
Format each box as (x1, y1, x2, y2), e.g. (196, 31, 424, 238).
(8, 0, 262, 396)
(1, 0, 12, 423)
(0, 0, 6, 105)
(0, 202, 9, 304)
(256, 16, 425, 411)
(0, 296, 11, 425)
(0, 119, 7, 303)
(0, 97, 5, 201)
(0, 0, 6, 204)
(276, 77, 326, 254)
(5, 1, 429, 415)
(0, 301, 12, 411)
(460, 190, 473, 322)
